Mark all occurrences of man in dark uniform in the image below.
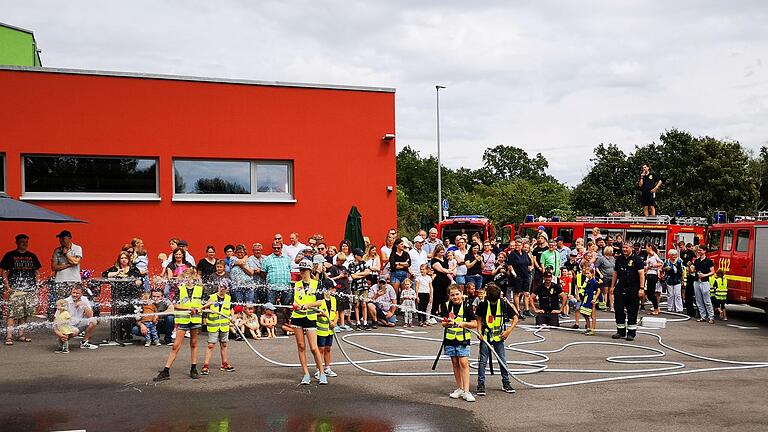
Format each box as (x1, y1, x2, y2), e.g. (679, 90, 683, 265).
(532, 272, 566, 327)
(610, 243, 645, 341)
(638, 164, 663, 216)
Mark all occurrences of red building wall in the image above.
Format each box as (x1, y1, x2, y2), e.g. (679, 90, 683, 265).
(0, 67, 397, 276)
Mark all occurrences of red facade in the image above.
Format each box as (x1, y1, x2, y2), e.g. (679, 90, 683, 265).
(0, 67, 397, 275)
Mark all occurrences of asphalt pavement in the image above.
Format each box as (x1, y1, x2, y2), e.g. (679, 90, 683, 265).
(1, 304, 768, 432)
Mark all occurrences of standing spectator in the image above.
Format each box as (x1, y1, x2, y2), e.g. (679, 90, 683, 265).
(223, 244, 236, 272)
(693, 246, 716, 324)
(530, 235, 548, 288)
(480, 241, 496, 287)
(532, 272, 566, 327)
(2, 234, 42, 345)
(430, 245, 453, 321)
(248, 243, 266, 304)
(681, 243, 697, 317)
(284, 232, 306, 280)
(475, 282, 518, 396)
(131, 238, 150, 292)
(388, 239, 411, 297)
(165, 248, 195, 300)
(414, 263, 433, 326)
(507, 240, 530, 318)
(540, 240, 562, 281)
(335, 241, 354, 269)
(610, 243, 645, 341)
(595, 246, 616, 311)
(363, 244, 381, 284)
(555, 237, 571, 265)
(662, 249, 684, 313)
(348, 249, 371, 330)
(643, 244, 663, 315)
(262, 241, 293, 331)
(102, 251, 143, 341)
(197, 245, 218, 288)
(408, 236, 428, 278)
(380, 231, 396, 281)
(424, 228, 441, 259)
(229, 244, 254, 306)
(638, 163, 663, 216)
(453, 237, 469, 290)
(590, 227, 602, 244)
(50, 230, 83, 319)
(464, 242, 483, 290)
(327, 253, 351, 331)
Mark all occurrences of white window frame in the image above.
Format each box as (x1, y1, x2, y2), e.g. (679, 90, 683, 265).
(20, 154, 160, 201)
(172, 159, 294, 203)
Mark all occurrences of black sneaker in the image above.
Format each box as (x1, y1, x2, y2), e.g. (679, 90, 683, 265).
(154, 370, 170, 381)
(355, 324, 362, 331)
(370, 322, 378, 330)
(476, 383, 486, 396)
(190, 367, 200, 379)
(519, 314, 526, 321)
(503, 382, 516, 393)
(571, 324, 579, 329)
(611, 332, 625, 339)
(364, 324, 372, 332)
(625, 334, 635, 341)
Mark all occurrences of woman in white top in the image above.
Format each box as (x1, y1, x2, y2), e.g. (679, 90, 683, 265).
(644, 243, 663, 315)
(379, 232, 395, 281)
(363, 244, 381, 285)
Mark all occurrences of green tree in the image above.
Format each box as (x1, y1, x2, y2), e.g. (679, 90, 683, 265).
(479, 145, 552, 183)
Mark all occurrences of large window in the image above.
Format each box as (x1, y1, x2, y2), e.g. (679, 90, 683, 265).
(173, 159, 293, 201)
(736, 230, 750, 252)
(23, 155, 158, 200)
(722, 230, 733, 251)
(706, 230, 722, 253)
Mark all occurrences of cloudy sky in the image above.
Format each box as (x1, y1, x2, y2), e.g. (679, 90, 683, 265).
(3, 1, 767, 184)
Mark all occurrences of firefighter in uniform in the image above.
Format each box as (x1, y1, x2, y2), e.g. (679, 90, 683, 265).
(610, 243, 645, 341)
(154, 268, 204, 381)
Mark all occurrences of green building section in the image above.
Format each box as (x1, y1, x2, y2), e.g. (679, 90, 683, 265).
(0, 22, 42, 66)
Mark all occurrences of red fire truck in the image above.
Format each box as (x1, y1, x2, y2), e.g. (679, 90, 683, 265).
(500, 214, 707, 259)
(704, 212, 768, 312)
(436, 215, 495, 243)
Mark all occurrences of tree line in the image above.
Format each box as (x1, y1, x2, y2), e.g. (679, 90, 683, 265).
(396, 129, 768, 238)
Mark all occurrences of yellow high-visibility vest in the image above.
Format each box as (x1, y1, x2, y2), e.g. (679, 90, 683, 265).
(175, 283, 203, 325)
(206, 293, 232, 333)
(316, 296, 338, 337)
(291, 279, 319, 321)
(444, 302, 471, 343)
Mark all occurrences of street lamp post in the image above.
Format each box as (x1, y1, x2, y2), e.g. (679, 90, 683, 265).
(436, 85, 445, 222)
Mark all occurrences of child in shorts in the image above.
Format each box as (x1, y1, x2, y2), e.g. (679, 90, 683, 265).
(53, 299, 76, 353)
(400, 278, 417, 327)
(260, 303, 278, 338)
(580, 268, 599, 335)
(201, 283, 236, 375)
(239, 305, 261, 339)
(316, 287, 339, 378)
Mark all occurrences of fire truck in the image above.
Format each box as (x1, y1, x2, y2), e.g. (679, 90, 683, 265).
(705, 211, 768, 312)
(500, 214, 707, 259)
(436, 215, 495, 243)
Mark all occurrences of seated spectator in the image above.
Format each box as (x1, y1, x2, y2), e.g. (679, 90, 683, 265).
(135, 292, 160, 347)
(65, 284, 99, 349)
(367, 278, 398, 328)
(260, 303, 278, 338)
(240, 305, 261, 339)
(133, 290, 174, 345)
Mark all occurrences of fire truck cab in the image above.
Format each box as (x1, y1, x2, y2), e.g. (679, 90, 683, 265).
(436, 215, 495, 244)
(511, 214, 706, 259)
(705, 212, 768, 312)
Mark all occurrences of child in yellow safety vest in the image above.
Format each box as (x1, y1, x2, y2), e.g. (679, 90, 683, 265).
(200, 282, 236, 375)
(441, 284, 478, 402)
(315, 286, 339, 379)
(710, 270, 728, 321)
(154, 268, 204, 381)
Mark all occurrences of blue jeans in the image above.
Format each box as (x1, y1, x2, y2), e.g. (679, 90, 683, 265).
(232, 286, 255, 305)
(133, 314, 174, 344)
(143, 322, 158, 342)
(465, 274, 483, 290)
(478, 339, 510, 386)
(455, 275, 466, 285)
(267, 288, 292, 306)
(390, 270, 409, 284)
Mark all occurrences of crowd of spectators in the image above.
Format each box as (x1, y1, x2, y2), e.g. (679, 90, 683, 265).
(0, 225, 725, 352)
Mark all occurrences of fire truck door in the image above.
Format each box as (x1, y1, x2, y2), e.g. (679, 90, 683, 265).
(751, 227, 768, 303)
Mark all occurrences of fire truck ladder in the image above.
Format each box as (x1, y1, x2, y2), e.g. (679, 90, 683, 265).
(734, 211, 768, 222)
(575, 215, 708, 226)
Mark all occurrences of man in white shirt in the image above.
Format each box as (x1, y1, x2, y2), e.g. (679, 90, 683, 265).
(65, 284, 99, 349)
(283, 232, 305, 279)
(409, 236, 428, 277)
(50, 230, 83, 318)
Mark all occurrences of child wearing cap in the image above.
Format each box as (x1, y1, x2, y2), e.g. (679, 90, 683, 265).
(329, 253, 353, 330)
(348, 249, 371, 330)
(260, 303, 278, 338)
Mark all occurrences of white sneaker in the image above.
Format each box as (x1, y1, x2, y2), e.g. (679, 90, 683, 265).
(184, 331, 190, 338)
(449, 388, 464, 399)
(462, 391, 476, 402)
(80, 340, 99, 350)
(428, 317, 438, 325)
(324, 368, 338, 377)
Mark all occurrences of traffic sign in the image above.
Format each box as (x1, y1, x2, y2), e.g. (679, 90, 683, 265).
(442, 199, 449, 211)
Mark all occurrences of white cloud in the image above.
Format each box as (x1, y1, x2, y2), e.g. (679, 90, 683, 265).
(2, 0, 767, 185)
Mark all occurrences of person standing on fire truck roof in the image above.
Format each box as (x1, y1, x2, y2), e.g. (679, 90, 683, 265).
(610, 243, 645, 341)
(639, 164, 663, 217)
